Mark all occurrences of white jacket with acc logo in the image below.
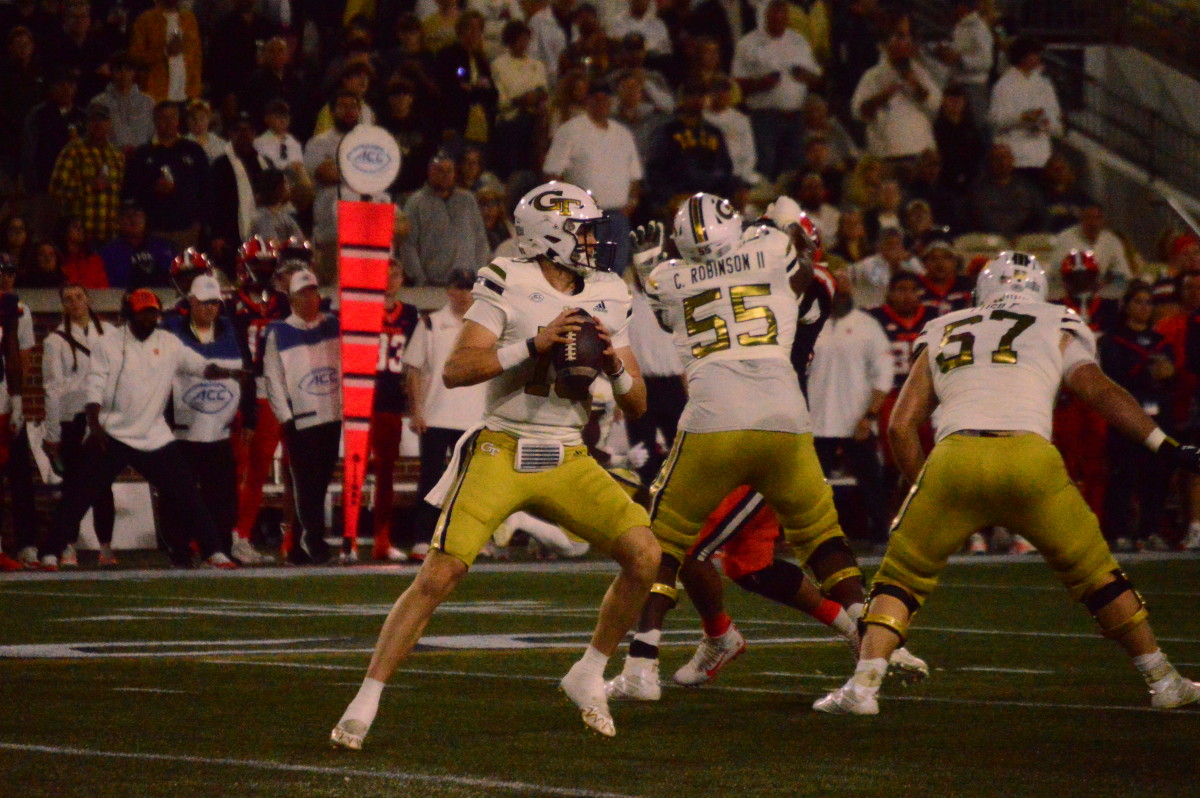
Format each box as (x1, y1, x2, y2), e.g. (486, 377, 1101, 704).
(263, 312, 342, 430)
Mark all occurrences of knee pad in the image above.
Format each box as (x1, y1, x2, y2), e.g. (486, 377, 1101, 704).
(859, 582, 922, 644)
(734, 560, 807, 605)
(1082, 569, 1149, 639)
(649, 581, 679, 607)
(805, 537, 861, 590)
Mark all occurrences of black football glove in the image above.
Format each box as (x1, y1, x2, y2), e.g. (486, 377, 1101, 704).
(1158, 438, 1200, 474)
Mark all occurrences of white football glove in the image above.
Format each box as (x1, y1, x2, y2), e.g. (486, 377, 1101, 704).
(625, 442, 650, 470)
(630, 221, 666, 283)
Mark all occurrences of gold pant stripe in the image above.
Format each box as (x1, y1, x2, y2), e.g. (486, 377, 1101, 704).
(648, 430, 689, 523)
(431, 429, 483, 551)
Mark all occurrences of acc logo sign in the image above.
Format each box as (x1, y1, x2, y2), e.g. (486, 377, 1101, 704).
(346, 143, 391, 174)
(337, 124, 402, 196)
(531, 190, 583, 217)
(300, 367, 340, 396)
(183, 382, 234, 415)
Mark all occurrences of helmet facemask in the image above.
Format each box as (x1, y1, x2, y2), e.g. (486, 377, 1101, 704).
(555, 215, 618, 275)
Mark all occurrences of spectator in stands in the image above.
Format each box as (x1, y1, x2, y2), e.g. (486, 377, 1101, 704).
(0, 26, 43, 179)
(42, 287, 238, 570)
(851, 25, 940, 175)
(932, 83, 984, 193)
(423, 0, 463, 55)
(863, 177, 902, 243)
(608, 0, 671, 57)
(827, 206, 870, 269)
(129, 0, 203, 102)
(100, 200, 175, 288)
(263, 269, 341, 565)
(59, 215, 109, 288)
(566, 3, 611, 77)
(920, 238, 971, 316)
(1153, 234, 1200, 313)
(988, 35, 1061, 173)
(251, 170, 302, 243)
(49, 101, 124, 247)
(794, 171, 839, 246)
(615, 35, 676, 116)
(383, 14, 439, 111)
(402, 152, 491, 285)
(933, 0, 992, 129)
(801, 95, 858, 170)
(0, 216, 33, 274)
(548, 67, 588, 134)
(403, 269, 488, 558)
(184, 98, 227, 163)
(808, 266, 892, 544)
(849, 226, 923, 309)
(41, 283, 119, 567)
(1041, 153, 1092, 233)
(1100, 283, 1175, 552)
(688, 0, 756, 71)
(491, 20, 548, 178)
(48, 1, 111, 102)
(904, 148, 959, 232)
(611, 68, 660, 166)
(207, 0, 277, 112)
(1156, 271, 1200, 549)
(379, 79, 439, 195)
(1053, 202, 1132, 298)
(902, 199, 940, 252)
(23, 241, 65, 288)
(210, 113, 270, 267)
(305, 89, 361, 282)
(645, 80, 737, 215)
(314, 62, 377, 135)
(0, 257, 37, 568)
(472, 0, 522, 57)
(528, 0, 575, 82)
(969, 142, 1046, 236)
(23, 66, 86, 238)
(477, 179, 515, 254)
(732, 0, 821, 181)
(435, 10, 497, 145)
(705, 74, 759, 188)
(544, 80, 642, 269)
(125, 100, 210, 251)
(92, 51, 155, 152)
(254, 99, 309, 194)
(800, 135, 846, 205)
(242, 36, 310, 132)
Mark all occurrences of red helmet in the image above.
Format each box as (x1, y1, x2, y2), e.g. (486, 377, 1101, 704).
(170, 248, 213, 295)
(1060, 249, 1099, 278)
(236, 235, 279, 287)
(277, 235, 313, 270)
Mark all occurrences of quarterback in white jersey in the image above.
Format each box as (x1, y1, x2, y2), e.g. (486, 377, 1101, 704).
(332, 182, 659, 747)
(817, 252, 1200, 716)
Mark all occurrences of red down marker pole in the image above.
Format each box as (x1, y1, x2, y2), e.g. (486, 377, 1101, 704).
(337, 201, 393, 558)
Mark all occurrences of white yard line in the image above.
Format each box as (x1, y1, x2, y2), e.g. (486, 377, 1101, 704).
(0, 742, 639, 798)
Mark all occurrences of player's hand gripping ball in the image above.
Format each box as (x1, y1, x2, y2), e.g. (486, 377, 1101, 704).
(552, 310, 605, 400)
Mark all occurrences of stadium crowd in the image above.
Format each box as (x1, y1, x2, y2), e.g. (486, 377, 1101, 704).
(1, 0, 1200, 571)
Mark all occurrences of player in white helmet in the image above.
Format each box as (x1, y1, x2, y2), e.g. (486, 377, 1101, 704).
(331, 182, 659, 746)
(816, 251, 1200, 715)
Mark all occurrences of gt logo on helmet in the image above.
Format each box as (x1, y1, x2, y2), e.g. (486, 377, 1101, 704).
(532, 190, 584, 216)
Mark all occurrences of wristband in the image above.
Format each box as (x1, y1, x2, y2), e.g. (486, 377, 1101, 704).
(611, 367, 635, 396)
(1144, 427, 1168, 452)
(497, 340, 532, 371)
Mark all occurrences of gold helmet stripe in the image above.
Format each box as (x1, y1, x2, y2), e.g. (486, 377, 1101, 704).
(690, 195, 707, 244)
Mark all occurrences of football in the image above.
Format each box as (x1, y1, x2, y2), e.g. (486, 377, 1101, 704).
(552, 311, 606, 400)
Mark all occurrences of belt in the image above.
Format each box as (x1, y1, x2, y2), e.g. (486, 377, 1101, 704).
(956, 429, 1027, 438)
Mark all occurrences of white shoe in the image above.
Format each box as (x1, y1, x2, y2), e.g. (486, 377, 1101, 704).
(339, 549, 359, 565)
(410, 542, 430, 562)
(605, 663, 661, 701)
(1009, 535, 1036, 555)
(888, 647, 930, 682)
(559, 663, 616, 737)
(1144, 534, 1171, 553)
(968, 532, 987, 555)
(1180, 525, 1200, 552)
(672, 625, 747, 687)
(373, 546, 409, 563)
(18, 546, 38, 568)
(39, 554, 58, 571)
(330, 718, 370, 750)
(232, 537, 275, 565)
(1149, 674, 1200, 709)
(59, 544, 78, 567)
(557, 540, 590, 558)
(813, 683, 880, 715)
(201, 552, 238, 569)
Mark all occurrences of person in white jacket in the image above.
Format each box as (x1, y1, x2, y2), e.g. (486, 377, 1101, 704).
(41, 285, 119, 566)
(262, 269, 342, 565)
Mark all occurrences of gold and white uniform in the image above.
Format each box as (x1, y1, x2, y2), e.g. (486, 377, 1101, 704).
(878, 298, 1119, 603)
(643, 225, 843, 561)
(431, 258, 650, 565)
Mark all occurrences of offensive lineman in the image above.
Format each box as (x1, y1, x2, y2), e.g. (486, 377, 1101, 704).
(330, 182, 659, 748)
(815, 252, 1200, 714)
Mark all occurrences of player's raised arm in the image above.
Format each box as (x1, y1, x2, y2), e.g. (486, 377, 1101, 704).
(442, 309, 584, 388)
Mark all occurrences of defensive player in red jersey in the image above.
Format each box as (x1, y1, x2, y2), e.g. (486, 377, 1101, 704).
(368, 267, 419, 562)
(167, 248, 215, 319)
(869, 271, 933, 475)
(230, 236, 291, 565)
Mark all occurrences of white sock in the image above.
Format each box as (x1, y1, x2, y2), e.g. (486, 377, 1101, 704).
(846, 602, 865, 622)
(1133, 649, 1176, 686)
(340, 677, 385, 726)
(850, 657, 888, 696)
(829, 608, 856, 638)
(574, 645, 609, 679)
(509, 511, 576, 554)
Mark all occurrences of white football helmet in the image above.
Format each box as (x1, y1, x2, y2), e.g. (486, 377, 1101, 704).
(974, 251, 1047, 305)
(514, 181, 610, 274)
(672, 193, 742, 262)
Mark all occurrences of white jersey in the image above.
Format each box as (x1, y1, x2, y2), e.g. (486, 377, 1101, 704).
(466, 258, 633, 445)
(916, 298, 1096, 442)
(645, 225, 809, 434)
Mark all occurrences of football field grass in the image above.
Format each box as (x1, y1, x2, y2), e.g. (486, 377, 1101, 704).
(1, 555, 1198, 797)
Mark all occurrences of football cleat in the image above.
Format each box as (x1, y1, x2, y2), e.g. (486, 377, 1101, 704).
(232, 537, 275, 565)
(339, 549, 359, 566)
(968, 532, 987, 555)
(201, 552, 238, 570)
(60, 544, 78, 567)
(1009, 535, 1036, 555)
(1149, 674, 1200, 710)
(373, 546, 409, 563)
(888, 647, 930, 682)
(330, 718, 369, 750)
(605, 662, 662, 701)
(39, 554, 59, 572)
(673, 625, 747, 687)
(560, 663, 616, 737)
(0, 552, 23, 572)
(18, 546, 38, 568)
(1180, 525, 1200, 551)
(409, 542, 430, 562)
(813, 683, 880, 715)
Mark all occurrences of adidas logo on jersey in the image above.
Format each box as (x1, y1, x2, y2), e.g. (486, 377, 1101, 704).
(592, 301, 607, 313)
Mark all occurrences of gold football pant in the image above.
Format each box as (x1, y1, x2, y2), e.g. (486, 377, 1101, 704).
(433, 429, 651, 566)
(877, 433, 1120, 604)
(649, 430, 844, 562)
